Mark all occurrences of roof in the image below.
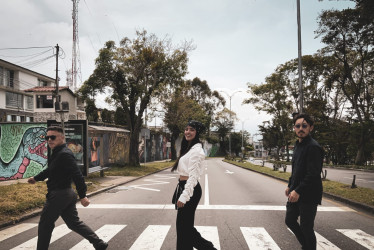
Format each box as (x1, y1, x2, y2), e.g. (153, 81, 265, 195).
(24, 86, 75, 96)
(0, 59, 55, 81)
(88, 125, 130, 133)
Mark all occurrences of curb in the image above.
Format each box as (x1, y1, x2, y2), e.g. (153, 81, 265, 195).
(0, 167, 171, 230)
(226, 160, 374, 215)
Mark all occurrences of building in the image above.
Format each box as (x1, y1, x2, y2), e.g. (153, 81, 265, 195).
(0, 59, 85, 122)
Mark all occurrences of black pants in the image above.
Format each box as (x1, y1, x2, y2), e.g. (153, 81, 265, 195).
(175, 181, 215, 250)
(37, 188, 103, 250)
(285, 201, 318, 250)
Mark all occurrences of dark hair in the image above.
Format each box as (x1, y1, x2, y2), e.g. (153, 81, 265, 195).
(293, 113, 314, 126)
(47, 126, 64, 134)
(171, 133, 202, 172)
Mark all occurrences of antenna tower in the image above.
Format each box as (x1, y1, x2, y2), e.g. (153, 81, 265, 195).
(71, 0, 81, 91)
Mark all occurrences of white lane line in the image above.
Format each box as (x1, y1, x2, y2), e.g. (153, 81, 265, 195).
(78, 204, 355, 212)
(337, 229, 374, 249)
(194, 226, 220, 250)
(205, 174, 209, 206)
(0, 223, 37, 242)
(129, 225, 170, 250)
(241, 227, 281, 250)
(70, 224, 126, 249)
(288, 228, 341, 249)
(11, 224, 71, 250)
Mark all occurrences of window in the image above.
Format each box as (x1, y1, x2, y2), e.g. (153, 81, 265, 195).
(26, 116, 34, 122)
(0, 67, 14, 87)
(38, 79, 48, 87)
(26, 96, 34, 110)
(11, 115, 16, 122)
(20, 116, 25, 122)
(6, 92, 23, 108)
(36, 95, 54, 108)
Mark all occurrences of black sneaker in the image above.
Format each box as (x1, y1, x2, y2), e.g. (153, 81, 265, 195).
(95, 241, 108, 250)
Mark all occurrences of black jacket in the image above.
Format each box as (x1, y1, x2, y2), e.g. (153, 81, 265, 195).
(288, 135, 323, 204)
(34, 143, 87, 199)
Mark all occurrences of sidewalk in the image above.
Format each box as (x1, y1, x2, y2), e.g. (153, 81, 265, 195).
(0, 175, 141, 229)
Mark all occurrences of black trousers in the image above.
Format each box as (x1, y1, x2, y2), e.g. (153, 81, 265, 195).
(37, 188, 103, 250)
(175, 181, 215, 250)
(285, 201, 318, 250)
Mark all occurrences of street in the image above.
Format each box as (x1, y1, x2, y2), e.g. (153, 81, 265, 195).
(252, 159, 374, 190)
(1, 158, 374, 249)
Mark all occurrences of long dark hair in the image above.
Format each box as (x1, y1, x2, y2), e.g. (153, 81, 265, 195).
(171, 135, 201, 172)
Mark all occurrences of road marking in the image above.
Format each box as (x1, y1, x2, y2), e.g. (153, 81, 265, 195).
(70, 224, 125, 249)
(195, 226, 221, 250)
(337, 229, 374, 249)
(315, 232, 341, 249)
(78, 204, 355, 212)
(11, 224, 71, 250)
(241, 227, 280, 250)
(205, 174, 209, 206)
(128, 174, 174, 192)
(129, 225, 170, 250)
(225, 170, 234, 174)
(0, 223, 37, 242)
(288, 228, 341, 249)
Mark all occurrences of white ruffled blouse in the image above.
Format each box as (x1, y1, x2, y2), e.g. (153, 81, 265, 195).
(177, 143, 205, 204)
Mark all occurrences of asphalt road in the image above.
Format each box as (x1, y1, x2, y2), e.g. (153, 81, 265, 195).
(1, 158, 374, 249)
(252, 159, 374, 190)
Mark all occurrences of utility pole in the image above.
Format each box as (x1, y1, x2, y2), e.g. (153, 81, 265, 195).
(55, 44, 64, 131)
(297, 0, 303, 113)
(219, 90, 242, 156)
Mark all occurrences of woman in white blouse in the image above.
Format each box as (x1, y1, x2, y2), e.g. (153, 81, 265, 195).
(171, 120, 216, 250)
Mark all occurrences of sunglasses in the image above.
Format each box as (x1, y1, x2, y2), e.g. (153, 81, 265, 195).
(45, 135, 57, 141)
(294, 124, 308, 129)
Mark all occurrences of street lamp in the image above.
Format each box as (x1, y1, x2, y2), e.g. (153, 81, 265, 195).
(219, 90, 242, 156)
(241, 119, 250, 160)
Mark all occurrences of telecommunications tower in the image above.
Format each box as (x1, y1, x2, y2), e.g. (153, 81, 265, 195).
(71, 0, 81, 91)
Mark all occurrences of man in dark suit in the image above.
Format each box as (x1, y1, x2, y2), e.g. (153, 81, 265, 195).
(285, 113, 324, 250)
(28, 126, 108, 250)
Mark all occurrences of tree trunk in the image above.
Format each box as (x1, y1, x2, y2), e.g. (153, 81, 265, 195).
(355, 132, 366, 165)
(129, 130, 140, 166)
(170, 132, 178, 160)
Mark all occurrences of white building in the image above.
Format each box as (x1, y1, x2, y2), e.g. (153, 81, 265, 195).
(0, 59, 85, 122)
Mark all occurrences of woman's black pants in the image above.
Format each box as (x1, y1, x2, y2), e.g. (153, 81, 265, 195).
(176, 181, 214, 250)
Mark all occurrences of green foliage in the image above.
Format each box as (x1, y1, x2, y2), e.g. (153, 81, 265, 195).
(79, 29, 193, 166)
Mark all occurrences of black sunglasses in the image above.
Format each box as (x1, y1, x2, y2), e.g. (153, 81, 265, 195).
(294, 124, 308, 129)
(45, 135, 57, 141)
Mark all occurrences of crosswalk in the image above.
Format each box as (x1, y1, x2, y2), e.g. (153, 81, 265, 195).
(1, 223, 374, 249)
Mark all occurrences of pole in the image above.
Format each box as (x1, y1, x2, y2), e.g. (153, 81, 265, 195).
(297, 0, 303, 113)
(55, 44, 64, 131)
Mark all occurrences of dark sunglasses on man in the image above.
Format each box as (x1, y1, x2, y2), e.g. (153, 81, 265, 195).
(294, 124, 308, 129)
(45, 135, 57, 141)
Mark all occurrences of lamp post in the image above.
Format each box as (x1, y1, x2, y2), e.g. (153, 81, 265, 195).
(219, 90, 242, 156)
(297, 0, 303, 113)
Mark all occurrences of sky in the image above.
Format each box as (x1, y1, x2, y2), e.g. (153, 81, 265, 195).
(0, 0, 355, 140)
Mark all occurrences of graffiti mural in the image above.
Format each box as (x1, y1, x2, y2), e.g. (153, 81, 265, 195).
(0, 123, 48, 181)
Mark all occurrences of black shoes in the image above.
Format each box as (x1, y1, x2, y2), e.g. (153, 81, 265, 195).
(95, 241, 108, 250)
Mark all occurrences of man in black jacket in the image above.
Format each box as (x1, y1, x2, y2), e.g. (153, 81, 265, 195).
(28, 126, 108, 250)
(285, 113, 323, 250)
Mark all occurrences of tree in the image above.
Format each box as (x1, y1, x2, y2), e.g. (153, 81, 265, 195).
(316, 6, 374, 165)
(212, 108, 237, 156)
(114, 107, 127, 126)
(81, 30, 192, 166)
(84, 99, 98, 122)
(160, 77, 224, 159)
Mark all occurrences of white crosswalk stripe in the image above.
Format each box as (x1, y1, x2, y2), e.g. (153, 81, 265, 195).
(2, 223, 374, 249)
(195, 226, 221, 250)
(10, 224, 71, 250)
(288, 228, 341, 249)
(315, 232, 341, 250)
(337, 229, 374, 249)
(70, 224, 126, 250)
(241, 227, 281, 250)
(0, 223, 37, 242)
(129, 225, 171, 250)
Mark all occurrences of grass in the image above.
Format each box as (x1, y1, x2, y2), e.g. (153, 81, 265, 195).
(224, 159, 374, 208)
(0, 161, 173, 226)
